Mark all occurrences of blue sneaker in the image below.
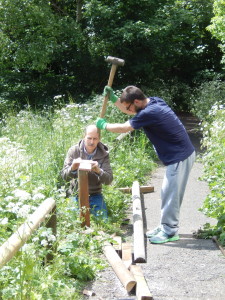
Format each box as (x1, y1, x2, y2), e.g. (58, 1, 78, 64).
(149, 230, 179, 244)
(146, 226, 161, 238)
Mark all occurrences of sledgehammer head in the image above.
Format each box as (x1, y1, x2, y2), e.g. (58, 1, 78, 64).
(106, 56, 125, 66)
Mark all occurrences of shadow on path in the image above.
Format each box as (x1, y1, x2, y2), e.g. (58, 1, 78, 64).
(147, 234, 219, 251)
(177, 112, 203, 154)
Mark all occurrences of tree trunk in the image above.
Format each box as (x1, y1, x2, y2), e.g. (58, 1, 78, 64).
(76, 0, 83, 22)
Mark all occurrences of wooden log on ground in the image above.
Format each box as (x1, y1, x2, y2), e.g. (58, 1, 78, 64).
(78, 161, 92, 227)
(118, 186, 154, 194)
(130, 265, 153, 300)
(132, 181, 146, 263)
(0, 198, 56, 268)
(103, 241, 136, 292)
(122, 242, 133, 269)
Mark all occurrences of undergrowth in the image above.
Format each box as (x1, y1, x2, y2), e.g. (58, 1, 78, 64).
(0, 95, 156, 299)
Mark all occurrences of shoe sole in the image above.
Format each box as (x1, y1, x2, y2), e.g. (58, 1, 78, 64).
(150, 235, 180, 244)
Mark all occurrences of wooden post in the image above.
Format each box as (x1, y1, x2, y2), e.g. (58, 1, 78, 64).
(45, 205, 57, 263)
(0, 198, 56, 268)
(78, 161, 92, 227)
(103, 241, 136, 292)
(132, 181, 146, 263)
(118, 186, 154, 194)
(130, 265, 153, 300)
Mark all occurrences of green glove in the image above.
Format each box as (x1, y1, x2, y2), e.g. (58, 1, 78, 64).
(103, 86, 118, 103)
(96, 117, 107, 130)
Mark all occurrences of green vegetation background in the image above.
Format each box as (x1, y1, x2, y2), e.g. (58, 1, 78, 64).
(0, 0, 224, 110)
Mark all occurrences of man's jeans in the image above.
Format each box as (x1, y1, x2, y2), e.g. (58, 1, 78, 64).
(74, 193, 108, 219)
(161, 151, 196, 235)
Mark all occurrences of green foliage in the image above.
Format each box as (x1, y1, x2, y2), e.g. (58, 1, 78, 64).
(83, 0, 222, 86)
(207, 0, 225, 65)
(0, 94, 156, 297)
(190, 79, 225, 120)
(0, 0, 79, 72)
(199, 106, 225, 245)
(58, 231, 106, 281)
(109, 132, 156, 188)
(0, 0, 223, 108)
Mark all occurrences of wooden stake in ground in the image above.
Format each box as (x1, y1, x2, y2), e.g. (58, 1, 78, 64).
(130, 265, 153, 300)
(78, 161, 92, 227)
(132, 181, 146, 263)
(103, 241, 136, 292)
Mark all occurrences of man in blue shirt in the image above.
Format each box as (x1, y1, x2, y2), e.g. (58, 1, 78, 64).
(96, 85, 195, 243)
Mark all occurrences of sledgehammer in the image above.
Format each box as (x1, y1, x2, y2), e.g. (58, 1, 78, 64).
(100, 56, 125, 118)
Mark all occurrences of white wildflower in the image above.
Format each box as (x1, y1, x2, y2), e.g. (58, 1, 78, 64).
(17, 204, 32, 218)
(0, 217, 8, 225)
(41, 239, 48, 247)
(0, 137, 10, 143)
(48, 234, 56, 242)
(33, 186, 46, 193)
(4, 196, 14, 201)
(32, 236, 39, 243)
(9, 203, 20, 214)
(33, 193, 46, 201)
(40, 230, 50, 238)
(13, 189, 31, 201)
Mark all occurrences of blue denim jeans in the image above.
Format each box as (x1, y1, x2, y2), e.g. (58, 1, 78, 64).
(74, 193, 108, 219)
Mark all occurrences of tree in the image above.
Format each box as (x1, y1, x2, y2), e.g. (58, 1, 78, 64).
(0, 0, 87, 104)
(0, 0, 81, 72)
(83, 0, 222, 85)
(0, 0, 223, 107)
(207, 0, 225, 66)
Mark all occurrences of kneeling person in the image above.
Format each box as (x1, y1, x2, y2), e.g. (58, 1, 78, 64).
(61, 125, 113, 218)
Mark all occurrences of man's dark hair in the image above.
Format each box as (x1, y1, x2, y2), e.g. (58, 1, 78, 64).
(120, 86, 147, 103)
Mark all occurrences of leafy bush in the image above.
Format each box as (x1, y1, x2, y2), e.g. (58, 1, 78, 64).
(143, 79, 192, 112)
(199, 104, 225, 245)
(190, 79, 225, 121)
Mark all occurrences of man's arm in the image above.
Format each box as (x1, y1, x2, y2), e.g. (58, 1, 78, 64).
(106, 120, 134, 133)
(96, 119, 134, 133)
(61, 146, 80, 181)
(104, 86, 135, 115)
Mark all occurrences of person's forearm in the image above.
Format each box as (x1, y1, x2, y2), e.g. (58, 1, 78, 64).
(106, 123, 133, 133)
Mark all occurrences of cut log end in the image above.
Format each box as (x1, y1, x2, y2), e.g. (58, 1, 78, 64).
(125, 280, 137, 292)
(134, 257, 146, 264)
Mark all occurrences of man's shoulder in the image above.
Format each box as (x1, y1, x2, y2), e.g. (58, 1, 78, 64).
(68, 140, 82, 152)
(98, 142, 109, 150)
(97, 142, 109, 155)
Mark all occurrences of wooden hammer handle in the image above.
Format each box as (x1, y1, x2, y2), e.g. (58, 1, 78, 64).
(100, 64, 118, 118)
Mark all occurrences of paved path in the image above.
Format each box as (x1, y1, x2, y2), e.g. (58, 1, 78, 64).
(142, 114, 225, 300)
(143, 161, 225, 300)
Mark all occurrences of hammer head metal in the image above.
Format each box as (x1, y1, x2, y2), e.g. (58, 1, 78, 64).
(106, 56, 125, 66)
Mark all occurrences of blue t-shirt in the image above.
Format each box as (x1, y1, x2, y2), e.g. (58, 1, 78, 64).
(129, 97, 195, 165)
